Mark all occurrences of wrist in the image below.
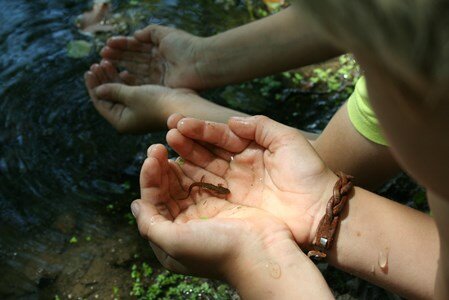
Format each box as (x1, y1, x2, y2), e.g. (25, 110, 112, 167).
(228, 237, 332, 299)
(305, 170, 340, 249)
(195, 35, 234, 89)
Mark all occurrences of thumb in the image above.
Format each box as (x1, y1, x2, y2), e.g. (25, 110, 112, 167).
(134, 24, 175, 45)
(94, 83, 132, 105)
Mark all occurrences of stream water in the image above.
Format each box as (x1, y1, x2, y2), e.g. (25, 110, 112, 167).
(0, 0, 147, 296)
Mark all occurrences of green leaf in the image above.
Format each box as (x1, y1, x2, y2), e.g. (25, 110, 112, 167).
(67, 40, 92, 58)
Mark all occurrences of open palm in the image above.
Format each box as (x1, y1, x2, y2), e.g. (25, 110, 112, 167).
(98, 25, 206, 89)
(136, 143, 296, 278)
(165, 115, 337, 246)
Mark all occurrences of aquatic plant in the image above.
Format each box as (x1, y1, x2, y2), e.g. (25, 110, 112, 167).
(129, 263, 236, 299)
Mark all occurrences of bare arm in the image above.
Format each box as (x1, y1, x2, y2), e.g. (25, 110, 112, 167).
(230, 240, 334, 300)
(313, 102, 400, 189)
(309, 105, 438, 299)
(321, 186, 439, 299)
(428, 191, 449, 300)
(198, 6, 342, 88)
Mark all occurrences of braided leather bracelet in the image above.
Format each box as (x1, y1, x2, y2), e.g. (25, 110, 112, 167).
(307, 171, 354, 260)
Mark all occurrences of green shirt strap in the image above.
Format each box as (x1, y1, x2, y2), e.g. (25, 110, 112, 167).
(347, 77, 388, 146)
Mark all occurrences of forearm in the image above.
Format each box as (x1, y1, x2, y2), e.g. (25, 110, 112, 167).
(161, 93, 249, 125)
(313, 103, 400, 190)
(427, 191, 449, 300)
(161, 94, 320, 142)
(198, 7, 341, 87)
(326, 187, 439, 299)
(230, 239, 334, 299)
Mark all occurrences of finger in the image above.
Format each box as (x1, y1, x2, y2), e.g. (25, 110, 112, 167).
(94, 83, 132, 105)
(167, 129, 230, 177)
(84, 70, 100, 100)
(229, 115, 304, 152)
(105, 36, 152, 53)
(133, 199, 192, 258)
(139, 156, 177, 219)
(145, 144, 183, 216)
(176, 118, 250, 153)
(133, 199, 175, 245)
(119, 71, 138, 85)
(134, 24, 175, 45)
(146, 143, 170, 198)
(136, 199, 228, 260)
(197, 141, 235, 162)
(90, 63, 108, 84)
(100, 60, 121, 82)
(91, 83, 131, 129)
(169, 114, 235, 161)
(101, 45, 152, 63)
(143, 145, 169, 197)
(167, 113, 185, 129)
(91, 99, 126, 128)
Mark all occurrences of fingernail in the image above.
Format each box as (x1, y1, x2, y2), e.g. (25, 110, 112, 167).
(131, 201, 140, 218)
(147, 145, 155, 157)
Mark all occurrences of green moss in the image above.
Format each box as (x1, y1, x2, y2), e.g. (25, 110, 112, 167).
(113, 286, 120, 299)
(129, 263, 235, 299)
(67, 40, 92, 58)
(125, 212, 136, 225)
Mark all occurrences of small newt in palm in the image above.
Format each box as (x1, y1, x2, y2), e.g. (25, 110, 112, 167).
(178, 176, 230, 200)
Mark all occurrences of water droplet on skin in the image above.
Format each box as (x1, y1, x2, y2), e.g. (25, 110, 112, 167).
(378, 248, 389, 272)
(230, 156, 234, 161)
(265, 261, 281, 279)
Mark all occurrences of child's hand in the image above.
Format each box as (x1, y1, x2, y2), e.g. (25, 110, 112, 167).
(84, 61, 199, 133)
(166, 114, 338, 248)
(134, 143, 334, 298)
(133, 144, 296, 279)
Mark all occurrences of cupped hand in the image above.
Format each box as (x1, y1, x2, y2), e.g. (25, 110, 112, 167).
(133, 143, 299, 280)
(166, 114, 339, 247)
(84, 60, 198, 133)
(99, 25, 208, 89)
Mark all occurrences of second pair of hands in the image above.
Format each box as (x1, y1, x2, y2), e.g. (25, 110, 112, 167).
(84, 25, 208, 133)
(133, 113, 338, 292)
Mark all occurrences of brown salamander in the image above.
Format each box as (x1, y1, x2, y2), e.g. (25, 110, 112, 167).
(178, 176, 230, 200)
